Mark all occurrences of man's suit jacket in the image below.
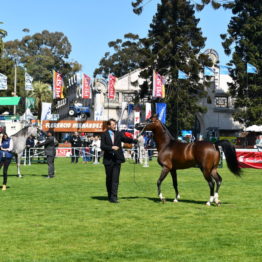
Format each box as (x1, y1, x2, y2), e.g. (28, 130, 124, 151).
(38, 136, 56, 157)
(101, 130, 135, 165)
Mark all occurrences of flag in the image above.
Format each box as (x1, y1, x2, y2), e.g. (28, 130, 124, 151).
(94, 103, 104, 120)
(219, 65, 230, 75)
(134, 111, 140, 138)
(25, 72, 33, 91)
(0, 73, 7, 90)
(156, 103, 167, 124)
(153, 71, 165, 98)
(53, 71, 64, 99)
(204, 66, 215, 76)
(26, 97, 35, 109)
(41, 102, 52, 120)
(145, 103, 152, 120)
(178, 70, 188, 79)
(82, 73, 92, 99)
(118, 102, 128, 129)
(108, 74, 117, 99)
(247, 63, 257, 74)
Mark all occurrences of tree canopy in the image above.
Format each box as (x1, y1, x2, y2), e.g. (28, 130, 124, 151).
(221, 0, 262, 126)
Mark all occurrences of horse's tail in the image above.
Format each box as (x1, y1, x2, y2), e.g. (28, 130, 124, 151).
(215, 140, 241, 176)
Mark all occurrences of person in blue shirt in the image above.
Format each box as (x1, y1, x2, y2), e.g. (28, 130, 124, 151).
(0, 132, 14, 191)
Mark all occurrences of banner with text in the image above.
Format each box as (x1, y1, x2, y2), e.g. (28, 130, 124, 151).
(236, 151, 262, 169)
(108, 74, 117, 99)
(156, 103, 167, 124)
(153, 71, 165, 98)
(53, 71, 64, 99)
(0, 73, 7, 90)
(82, 73, 92, 99)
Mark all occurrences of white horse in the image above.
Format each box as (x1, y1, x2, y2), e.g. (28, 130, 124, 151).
(11, 126, 39, 177)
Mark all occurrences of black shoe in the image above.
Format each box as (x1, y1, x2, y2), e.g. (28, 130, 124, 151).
(109, 199, 119, 203)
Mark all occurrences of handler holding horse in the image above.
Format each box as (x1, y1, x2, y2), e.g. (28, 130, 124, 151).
(135, 115, 241, 206)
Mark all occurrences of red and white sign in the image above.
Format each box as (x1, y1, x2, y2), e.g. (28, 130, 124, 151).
(56, 148, 72, 157)
(153, 71, 165, 98)
(236, 151, 262, 169)
(53, 71, 64, 99)
(145, 103, 152, 120)
(82, 74, 92, 99)
(108, 74, 117, 99)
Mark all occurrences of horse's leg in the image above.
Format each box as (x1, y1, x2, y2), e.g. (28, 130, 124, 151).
(16, 154, 22, 178)
(211, 170, 222, 205)
(202, 168, 215, 206)
(157, 166, 170, 203)
(170, 169, 180, 203)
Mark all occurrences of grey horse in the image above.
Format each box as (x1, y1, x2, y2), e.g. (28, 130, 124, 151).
(11, 126, 39, 177)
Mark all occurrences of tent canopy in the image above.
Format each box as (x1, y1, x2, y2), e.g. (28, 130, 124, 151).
(246, 125, 262, 132)
(0, 97, 21, 106)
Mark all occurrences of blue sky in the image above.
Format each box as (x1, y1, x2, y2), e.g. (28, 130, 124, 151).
(1, 0, 232, 77)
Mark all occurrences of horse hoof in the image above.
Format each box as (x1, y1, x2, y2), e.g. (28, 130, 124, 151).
(215, 201, 221, 206)
(206, 202, 211, 206)
(173, 199, 178, 203)
(161, 198, 166, 204)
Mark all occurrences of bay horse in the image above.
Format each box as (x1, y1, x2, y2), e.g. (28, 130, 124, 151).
(135, 115, 241, 205)
(11, 125, 39, 177)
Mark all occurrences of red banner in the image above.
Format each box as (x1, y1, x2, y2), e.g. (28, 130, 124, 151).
(56, 148, 72, 157)
(53, 71, 64, 99)
(236, 151, 262, 169)
(108, 74, 117, 99)
(153, 71, 165, 98)
(82, 74, 92, 99)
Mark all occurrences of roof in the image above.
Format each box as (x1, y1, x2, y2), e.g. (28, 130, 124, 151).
(0, 97, 21, 106)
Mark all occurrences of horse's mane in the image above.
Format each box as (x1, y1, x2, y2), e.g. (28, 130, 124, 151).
(160, 122, 176, 141)
(11, 126, 30, 137)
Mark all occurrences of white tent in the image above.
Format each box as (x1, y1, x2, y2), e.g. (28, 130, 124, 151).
(245, 125, 262, 132)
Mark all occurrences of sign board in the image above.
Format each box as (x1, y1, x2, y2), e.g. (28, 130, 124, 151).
(42, 120, 107, 133)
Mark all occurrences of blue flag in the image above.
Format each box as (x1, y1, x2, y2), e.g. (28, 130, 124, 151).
(204, 66, 215, 76)
(247, 63, 257, 74)
(219, 65, 231, 75)
(156, 103, 167, 124)
(178, 70, 188, 79)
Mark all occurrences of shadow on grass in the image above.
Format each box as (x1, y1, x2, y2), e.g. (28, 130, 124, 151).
(92, 195, 214, 205)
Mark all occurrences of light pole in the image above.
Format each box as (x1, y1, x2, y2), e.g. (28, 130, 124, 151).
(13, 61, 17, 115)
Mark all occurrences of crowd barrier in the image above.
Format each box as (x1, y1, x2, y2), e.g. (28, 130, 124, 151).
(23, 147, 157, 167)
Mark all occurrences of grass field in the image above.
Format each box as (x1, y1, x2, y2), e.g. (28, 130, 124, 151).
(0, 158, 261, 262)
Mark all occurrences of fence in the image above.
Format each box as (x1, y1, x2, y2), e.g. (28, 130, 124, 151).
(22, 147, 156, 167)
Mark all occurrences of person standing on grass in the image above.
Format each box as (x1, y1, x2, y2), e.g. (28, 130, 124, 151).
(37, 131, 57, 179)
(0, 132, 14, 191)
(101, 119, 137, 203)
(70, 132, 82, 163)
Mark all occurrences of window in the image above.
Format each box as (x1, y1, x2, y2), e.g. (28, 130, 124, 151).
(215, 96, 228, 108)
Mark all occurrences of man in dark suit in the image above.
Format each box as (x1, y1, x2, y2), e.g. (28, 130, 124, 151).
(37, 131, 57, 178)
(101, 119, 137, 203)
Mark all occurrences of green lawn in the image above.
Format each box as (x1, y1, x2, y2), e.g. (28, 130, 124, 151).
(0, 158, 261, 262)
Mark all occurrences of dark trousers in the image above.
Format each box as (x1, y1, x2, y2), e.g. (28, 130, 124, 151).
(104, 163, 121, 201)
(47, 155, 55, 177)
(0, 158, 12, 185)
(71, 148, 80, 163)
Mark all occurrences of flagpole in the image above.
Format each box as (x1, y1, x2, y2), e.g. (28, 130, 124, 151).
(13, 62, 17, 115)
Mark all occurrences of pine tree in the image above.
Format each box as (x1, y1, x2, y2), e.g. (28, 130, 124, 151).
(140, 0, 211, 134)
(221, 0, 262, 126)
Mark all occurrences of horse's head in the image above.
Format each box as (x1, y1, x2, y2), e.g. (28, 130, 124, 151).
(27, 126, 39, 138)
(135, 114, 161, 134)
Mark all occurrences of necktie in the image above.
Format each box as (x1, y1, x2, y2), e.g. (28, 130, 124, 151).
(110, 131, 114, 144)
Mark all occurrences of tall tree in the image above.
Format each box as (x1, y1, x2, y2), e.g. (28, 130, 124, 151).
(139, 0, 211, 134)
(94, 33, 144, 78)
(0, 22, 7, 56)
(3, 30, 81, 85)
(221, 0, 262, 126)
